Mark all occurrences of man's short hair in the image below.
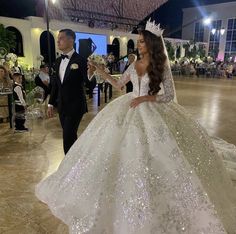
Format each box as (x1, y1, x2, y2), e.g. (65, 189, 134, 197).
(40, 64, 48, 69)
(59, 29, 76, 41)
(13, 72, 22, 77)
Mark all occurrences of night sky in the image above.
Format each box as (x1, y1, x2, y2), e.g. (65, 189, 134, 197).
(155, 0, 236, 37)
(0, 0, 36, 18)
(1, 0, 236, 38)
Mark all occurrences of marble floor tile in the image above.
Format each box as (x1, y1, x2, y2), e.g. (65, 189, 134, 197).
(0, 77, 235, 233)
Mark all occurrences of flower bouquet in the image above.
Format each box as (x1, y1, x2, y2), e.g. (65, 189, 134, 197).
(88, 54, 106, 65)
(88, 54, 108, 84)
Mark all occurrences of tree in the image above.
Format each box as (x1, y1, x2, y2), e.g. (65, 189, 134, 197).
(165, 40, 175, 61)
(0, 24, 16, 54)
(183, 43, 191, 58)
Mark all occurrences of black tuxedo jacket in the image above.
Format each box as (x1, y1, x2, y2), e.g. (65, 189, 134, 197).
(49, 52, 87, 117)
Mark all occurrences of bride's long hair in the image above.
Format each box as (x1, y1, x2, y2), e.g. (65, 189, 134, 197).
(139, 30, 167, 95)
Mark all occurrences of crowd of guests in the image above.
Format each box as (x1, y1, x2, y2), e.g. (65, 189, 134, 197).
(2, 53, 235, 132)
(171, 59, 236, 78)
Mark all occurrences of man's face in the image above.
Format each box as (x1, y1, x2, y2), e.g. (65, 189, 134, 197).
(57, 32, 73, 51)
(41, 67, 49, 74)
(128, 55, 135, 63)
(14, 75, 22, 84)
(0, 68, 5, 78)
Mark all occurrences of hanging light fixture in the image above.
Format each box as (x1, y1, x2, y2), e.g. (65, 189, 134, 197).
(220, 28, 225, 35)
(211, 28, 216, 35)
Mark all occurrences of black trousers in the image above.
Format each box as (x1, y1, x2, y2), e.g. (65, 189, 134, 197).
(59, 113, 83, 155)
(15, 105, 26, 130)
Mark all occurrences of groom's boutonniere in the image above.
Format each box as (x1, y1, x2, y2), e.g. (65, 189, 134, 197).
(70, 63, 79, 70)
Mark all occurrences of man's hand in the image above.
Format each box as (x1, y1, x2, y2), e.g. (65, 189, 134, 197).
(87, 62, 96, 72)
(47, 105, 54, 118)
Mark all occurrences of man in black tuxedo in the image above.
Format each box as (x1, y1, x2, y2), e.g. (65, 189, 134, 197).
(48, 29, 87, 154)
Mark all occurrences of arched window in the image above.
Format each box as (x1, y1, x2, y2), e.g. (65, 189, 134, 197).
(111, 38, 120, 59)
(40, 31, 56, 64)
(127, 39, 135, 54)
(6, 27, 24, 56)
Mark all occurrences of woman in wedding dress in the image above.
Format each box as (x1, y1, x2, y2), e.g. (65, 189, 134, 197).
(36, 21, 236, 234)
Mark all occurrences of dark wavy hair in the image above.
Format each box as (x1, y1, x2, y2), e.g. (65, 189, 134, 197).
(139, 30, 167, 95)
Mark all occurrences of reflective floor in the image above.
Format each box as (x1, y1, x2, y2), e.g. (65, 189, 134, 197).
(0, 77, 236, 233)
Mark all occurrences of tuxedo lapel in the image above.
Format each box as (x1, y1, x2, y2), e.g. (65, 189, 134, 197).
(56, 57, 62, 84)
(63, 52, 77, 84)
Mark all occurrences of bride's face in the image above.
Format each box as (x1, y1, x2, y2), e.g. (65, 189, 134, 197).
(137, 34, 148, 56)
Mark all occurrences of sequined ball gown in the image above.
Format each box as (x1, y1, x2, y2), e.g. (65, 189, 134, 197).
(36, 63, 236, 234)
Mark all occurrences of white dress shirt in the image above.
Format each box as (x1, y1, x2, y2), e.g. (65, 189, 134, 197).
(14, 82, 26, 106)
(39, 71, 50, 83)
(48, 49, 75, 108)
(59, 48, 75, 83)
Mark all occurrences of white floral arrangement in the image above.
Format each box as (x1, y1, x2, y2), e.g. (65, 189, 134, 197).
(88, 54, 106, 65)
(207, 56, 213, 63)
(88, 54, 109, 84)
(24, 68, 39, 82)
(0, 58, 5, 65)
(179, 57, 190, 64)
(195, 58, 203, 64)
(6, 53, 17, 63)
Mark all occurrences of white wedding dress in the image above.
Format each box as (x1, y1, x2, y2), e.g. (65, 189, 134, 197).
(36, 63, 236, 234)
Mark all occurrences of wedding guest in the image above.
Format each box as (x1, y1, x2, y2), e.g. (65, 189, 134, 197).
(0, 65, 12, 123)
(107, 52, 115, 74)
(12, 60, 26, 89)
(123, 53, 137, 93)
(35, 64, 51, 100)
(13, 72, 28, 132)
(3, 62, 13, 80)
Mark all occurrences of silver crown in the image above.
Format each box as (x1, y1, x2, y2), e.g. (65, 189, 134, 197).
(145, 19, 164, 37)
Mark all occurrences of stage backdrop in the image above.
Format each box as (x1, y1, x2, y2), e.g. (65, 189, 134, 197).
(75, 32, 107, 56)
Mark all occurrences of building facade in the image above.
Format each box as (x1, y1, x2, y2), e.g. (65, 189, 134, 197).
(0, 16, 138, 68)
(182, 1, 236, 61)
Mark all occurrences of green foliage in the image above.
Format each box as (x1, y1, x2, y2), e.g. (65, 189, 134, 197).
(0, 24, 16, 53)
(208, 47, 219, 60)
(198, 44, 206, 58)
(176, 46, 181, 59)
(183, 43, 191, 58)
(183, 41, 206, 59)
(165, 41, 175, 60)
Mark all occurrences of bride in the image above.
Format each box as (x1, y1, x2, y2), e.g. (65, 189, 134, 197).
(36, 20, 236, 234)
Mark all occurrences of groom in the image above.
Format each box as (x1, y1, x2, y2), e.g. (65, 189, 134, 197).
(48, 29, 87, 154)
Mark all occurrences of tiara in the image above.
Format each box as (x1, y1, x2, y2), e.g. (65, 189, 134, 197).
(145, 19, 164, 37)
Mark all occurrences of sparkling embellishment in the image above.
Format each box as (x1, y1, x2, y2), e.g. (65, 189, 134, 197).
(35, 60, 236, 234)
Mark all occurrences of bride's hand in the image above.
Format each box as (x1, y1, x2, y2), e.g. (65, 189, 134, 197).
(87, 62, 96, 73)
(130, 97, 146, 108)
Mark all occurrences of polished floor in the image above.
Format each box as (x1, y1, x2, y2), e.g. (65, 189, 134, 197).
(0, 77, 236, 233)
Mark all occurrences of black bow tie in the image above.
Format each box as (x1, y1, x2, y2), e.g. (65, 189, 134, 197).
(61, 54, 69, 60)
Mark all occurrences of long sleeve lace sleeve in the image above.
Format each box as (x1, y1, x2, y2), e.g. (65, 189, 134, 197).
(156, 66, 175, 103)
(116, 63, 133, 89)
